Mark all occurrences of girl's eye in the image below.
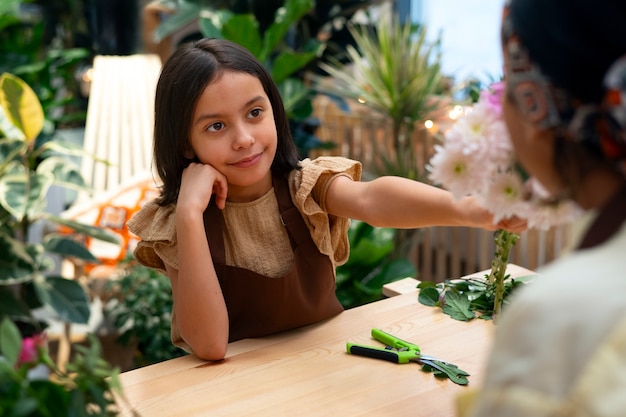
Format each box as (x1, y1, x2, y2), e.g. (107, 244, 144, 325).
(207, 121, 224, 132)
(248, 108, 263, 118)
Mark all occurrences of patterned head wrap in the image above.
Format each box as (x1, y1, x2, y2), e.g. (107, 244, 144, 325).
(501, 0, 626, 166)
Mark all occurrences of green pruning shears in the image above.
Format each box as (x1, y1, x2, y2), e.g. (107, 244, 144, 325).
(346, 329, 470, 385)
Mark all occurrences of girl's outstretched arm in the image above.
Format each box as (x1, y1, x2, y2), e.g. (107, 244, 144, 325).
(167, 163, 230, 360)
(325, 175, 526, 233)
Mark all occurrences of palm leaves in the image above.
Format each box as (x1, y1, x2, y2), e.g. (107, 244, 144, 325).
(316, 10, 443, 180)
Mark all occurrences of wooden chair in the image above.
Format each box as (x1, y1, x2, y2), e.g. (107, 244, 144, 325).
(76, 53, 161, 203)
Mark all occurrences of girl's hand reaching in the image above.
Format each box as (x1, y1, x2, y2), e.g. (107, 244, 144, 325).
(463, 196, 527, 234)
(494, 216, 527, 234)
(178, 162, 229, 213)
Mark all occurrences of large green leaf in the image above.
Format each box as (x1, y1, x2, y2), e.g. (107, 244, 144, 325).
(45, 215, 120, 244)
(41, 139, 105, 161)
(0, 139, 25, 174)
(153, 2, 202, 43)
(222, 14, 262, 58)
(0, 0, 22, 32)
(347, 224, 395, 266)
(271, 50, 318, 84)
(0, 73, 44, 142)
(355, 259, 416, 295)
(278, 78, 310, 115)
(42, 235, 99, 262)
(33, 276, 90, 324)
(36, 156, 89, 192)
(0, 286, 33, 320)
(198, 9, 233, 39)
(260, 0, 314, 61)
(0, 171, 53, 222)
(0, 318, 21, 366)
(0, 233, 37, 283)
(0, 104, 26, 140)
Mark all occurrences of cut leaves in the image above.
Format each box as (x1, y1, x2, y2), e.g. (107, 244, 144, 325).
(441, 291, 474, 321)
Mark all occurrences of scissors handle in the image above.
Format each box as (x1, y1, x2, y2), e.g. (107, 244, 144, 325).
(346, 343, 419, 364)
(371, 328, 421, 352)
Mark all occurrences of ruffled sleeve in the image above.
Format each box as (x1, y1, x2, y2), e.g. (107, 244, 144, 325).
(127, 200, 179, 273)
(289, 156, 362, 267)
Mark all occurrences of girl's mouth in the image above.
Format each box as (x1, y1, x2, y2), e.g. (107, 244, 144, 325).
(231, 152, 262, 168)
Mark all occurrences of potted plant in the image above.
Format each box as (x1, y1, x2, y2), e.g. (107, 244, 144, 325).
(0, 72, 118, 335)
(104, 258, 187, 369)
(336, 220, 416, 308)
(0, 317, 130, 417)
(312, 10, 446, 259)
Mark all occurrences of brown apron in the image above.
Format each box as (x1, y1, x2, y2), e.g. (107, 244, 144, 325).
(203, 172, 344, 342)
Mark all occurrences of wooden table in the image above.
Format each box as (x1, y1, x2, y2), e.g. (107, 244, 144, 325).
(116, 264, 535, 417)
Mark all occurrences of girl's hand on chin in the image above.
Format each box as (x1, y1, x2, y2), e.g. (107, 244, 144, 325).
(179, 162, 229, 212)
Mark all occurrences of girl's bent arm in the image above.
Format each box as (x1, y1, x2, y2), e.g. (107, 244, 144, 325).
(325, 175, 525, 232)
(168, 207, 229, 360)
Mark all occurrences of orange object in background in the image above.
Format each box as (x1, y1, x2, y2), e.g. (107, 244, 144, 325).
(61, 174, 159, 270)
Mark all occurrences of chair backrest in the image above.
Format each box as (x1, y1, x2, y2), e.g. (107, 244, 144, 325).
(78, 54, 162, 203)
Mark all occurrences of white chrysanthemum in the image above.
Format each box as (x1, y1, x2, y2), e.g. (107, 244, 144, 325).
(483, 120, 515, 167)
(429, 84, 581, 230)
(523, 178, 584, 229)
(428, 144, 485, 199)
(480, 171, 526, 224)
(445, 105, 493, 153)
(525, 200, 583, 230)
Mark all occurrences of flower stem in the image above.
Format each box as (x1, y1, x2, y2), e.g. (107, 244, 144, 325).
(487, 229, 519, 323)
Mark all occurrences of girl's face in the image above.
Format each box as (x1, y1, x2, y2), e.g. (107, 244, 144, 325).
(189, 71, 278, 201)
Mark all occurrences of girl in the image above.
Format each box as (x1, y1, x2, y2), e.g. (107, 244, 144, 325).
(462, 0, 626, 416)
(128, 38, 525, 361)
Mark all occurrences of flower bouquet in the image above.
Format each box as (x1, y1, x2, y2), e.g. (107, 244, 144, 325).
(421, 82, 581, 321)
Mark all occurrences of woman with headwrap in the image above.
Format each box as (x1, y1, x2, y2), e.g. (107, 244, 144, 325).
(460, 1, 626, 416)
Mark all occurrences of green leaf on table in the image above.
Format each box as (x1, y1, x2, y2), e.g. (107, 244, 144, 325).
(417, 280, 437, 289)
(420, 359, 470, 385)
(418, 286, 441, 307)
(442, 291, 475, 321)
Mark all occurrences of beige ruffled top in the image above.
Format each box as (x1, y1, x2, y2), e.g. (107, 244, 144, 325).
(127, 157, 362, 277)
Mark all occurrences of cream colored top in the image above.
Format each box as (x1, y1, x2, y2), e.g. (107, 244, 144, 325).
(127, 157, 362, 277)
(461, 212, 626, 417)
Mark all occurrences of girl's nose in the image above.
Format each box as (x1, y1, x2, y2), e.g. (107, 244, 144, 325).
(232, 124, 255, 149)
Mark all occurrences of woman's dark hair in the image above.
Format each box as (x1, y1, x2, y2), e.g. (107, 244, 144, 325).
(509, 0, 626, 189)
(509, 0, 626, 103)
(153, 38, 300, 206)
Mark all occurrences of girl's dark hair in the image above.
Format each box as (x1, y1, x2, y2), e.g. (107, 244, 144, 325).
(153, 38, 300, 206)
